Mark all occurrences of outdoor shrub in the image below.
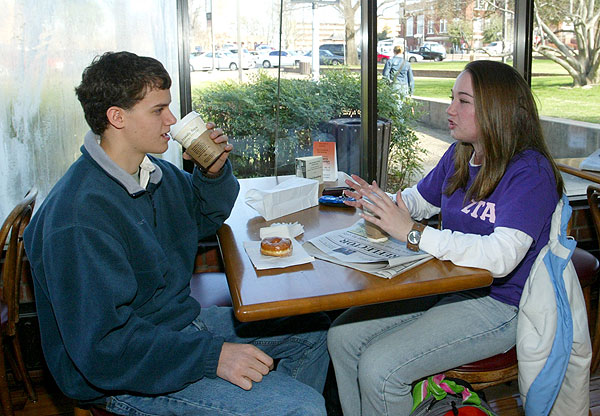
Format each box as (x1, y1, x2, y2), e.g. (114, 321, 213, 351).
(192, 69, 426, 190)
(377, 77, 428, 190)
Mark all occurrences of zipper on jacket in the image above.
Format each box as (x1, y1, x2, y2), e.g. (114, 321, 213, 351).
(147, 192, 157, 227)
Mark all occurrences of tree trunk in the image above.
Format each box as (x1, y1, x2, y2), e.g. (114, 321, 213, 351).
(533, 0, 599, 87)
(342, 0, 360, 66)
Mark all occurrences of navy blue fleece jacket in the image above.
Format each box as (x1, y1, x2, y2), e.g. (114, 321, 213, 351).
(24, 132, 239, 400)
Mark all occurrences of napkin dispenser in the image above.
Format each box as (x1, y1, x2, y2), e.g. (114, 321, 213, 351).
(245, 177, 319, 221)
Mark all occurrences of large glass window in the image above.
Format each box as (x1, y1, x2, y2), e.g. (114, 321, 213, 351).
(6, 0, 596, 219)
(1, 0, 180, 219)
(531, 0, 600, 160)
(417, 15, 425, 36)
(406, 16, 414, 37)
(186, 0, 362, 181)
(380, 0, 521, 187)
(439, 19, 447, 33)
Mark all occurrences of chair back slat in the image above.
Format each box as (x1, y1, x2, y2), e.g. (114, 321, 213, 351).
(588, 185, 600, 246)
(0, 188, 37, 335)
(586, 184, 600, 373)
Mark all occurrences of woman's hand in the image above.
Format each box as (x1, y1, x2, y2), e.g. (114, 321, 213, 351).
(344, 175, 415, 242)
(341, 174, 370, 208)
(183, 122, 233, 175)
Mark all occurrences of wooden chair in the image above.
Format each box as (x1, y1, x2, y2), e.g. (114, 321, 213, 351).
(444, 346, 518, 390)
(0, 188, 38, 416)
(586, 184, 600, 373)
(444, 246, 599, 390)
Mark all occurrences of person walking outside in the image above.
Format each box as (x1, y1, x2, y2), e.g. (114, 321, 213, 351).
(382, 45, 414, 98)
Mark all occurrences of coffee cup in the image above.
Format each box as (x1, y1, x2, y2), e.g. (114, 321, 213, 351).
(170, 111, 227, 169)
(362, 203, 388, 243)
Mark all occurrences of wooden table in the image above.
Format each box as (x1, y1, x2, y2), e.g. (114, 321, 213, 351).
(217, 176, 493, 322)
(556, 159, 600, 184)
(555, 158, 600, 202)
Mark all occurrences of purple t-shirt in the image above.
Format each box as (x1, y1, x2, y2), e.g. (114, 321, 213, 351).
(417, 142, 559, 307)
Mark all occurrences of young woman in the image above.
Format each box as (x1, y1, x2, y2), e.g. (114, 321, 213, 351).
(328, 60, 564, 416)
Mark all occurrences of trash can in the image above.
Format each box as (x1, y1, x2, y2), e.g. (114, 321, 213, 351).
(299, 61, 311, 75)
(320, 117, 392, 190)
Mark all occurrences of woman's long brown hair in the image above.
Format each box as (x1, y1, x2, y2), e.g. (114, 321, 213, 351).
(444, 60, 564, 201)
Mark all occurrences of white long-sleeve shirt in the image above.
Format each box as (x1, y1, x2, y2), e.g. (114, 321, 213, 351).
(401, 186, 533, 278)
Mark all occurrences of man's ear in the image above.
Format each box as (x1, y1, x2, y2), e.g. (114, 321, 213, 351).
(106, 106, 125, 129)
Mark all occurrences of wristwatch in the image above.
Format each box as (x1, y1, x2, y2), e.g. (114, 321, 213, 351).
(406, 222, 426, 251)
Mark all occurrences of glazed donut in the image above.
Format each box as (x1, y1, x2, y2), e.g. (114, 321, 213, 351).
(260, 236, 293, 257)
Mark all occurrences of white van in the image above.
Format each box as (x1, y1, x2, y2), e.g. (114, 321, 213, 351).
(377, 38, 405, 55)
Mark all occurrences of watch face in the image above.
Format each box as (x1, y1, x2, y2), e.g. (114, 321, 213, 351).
(407, 230, 421, 244)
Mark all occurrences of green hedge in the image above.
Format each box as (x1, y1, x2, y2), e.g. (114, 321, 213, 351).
(192, 69, 426, 190)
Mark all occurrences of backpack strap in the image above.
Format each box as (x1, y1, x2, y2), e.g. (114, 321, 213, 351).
(392, 57, 407, 84)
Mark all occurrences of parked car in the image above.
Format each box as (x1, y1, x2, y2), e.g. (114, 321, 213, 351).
(255, 44, 275, 52)
(303, 50, 344, 65)
(414, 43, 446, 61)
(225, 48, 258, 67)
(189, 51, 254, 71)
(260, 50, 297, 68)
(377, 51, 423, 64)
(480, 41, 513, 55)
(320, 43, 345, 60)
(288, 50, 306, 65)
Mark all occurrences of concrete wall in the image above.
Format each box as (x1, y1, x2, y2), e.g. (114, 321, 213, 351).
(413, 97, 600, 158)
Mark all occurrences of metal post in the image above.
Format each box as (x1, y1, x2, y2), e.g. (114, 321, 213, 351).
(236, 0, 242, 81)
(500, 0, 511, 63)
(206, 0, 215, 71)
(513, 0, 534, 84)
(176, 0, 192, 118)
(177, 0, 193, 172)
(312, 1, 320, 81)
(360, 0, 377, 183)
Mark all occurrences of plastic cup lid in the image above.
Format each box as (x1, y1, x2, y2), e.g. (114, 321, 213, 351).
(170, 111, 204, 140)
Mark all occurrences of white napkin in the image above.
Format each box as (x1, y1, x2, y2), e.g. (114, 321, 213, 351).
(259, 222, 304, 239)
(243, 223, 314, 270)
(244, 177, 319, 221)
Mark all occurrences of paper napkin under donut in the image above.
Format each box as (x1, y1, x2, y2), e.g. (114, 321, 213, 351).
(243, 223, 315, 270)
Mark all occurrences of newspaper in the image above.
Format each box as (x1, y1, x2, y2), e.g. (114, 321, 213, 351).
(580, 148, 600, 172)
(303, 219, 433, 279)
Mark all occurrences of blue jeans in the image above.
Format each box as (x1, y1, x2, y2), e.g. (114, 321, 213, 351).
(105, 306, 330, 415)
(327, 290, 518, 416)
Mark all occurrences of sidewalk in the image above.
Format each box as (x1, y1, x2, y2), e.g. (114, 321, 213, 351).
(412, 122, 454, 180)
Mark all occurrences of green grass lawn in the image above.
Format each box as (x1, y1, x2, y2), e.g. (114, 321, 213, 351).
(409, 58, 569, 74)
(412, 59, 599, 124)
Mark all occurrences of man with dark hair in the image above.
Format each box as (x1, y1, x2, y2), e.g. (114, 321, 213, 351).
(24, 51, 329, 415)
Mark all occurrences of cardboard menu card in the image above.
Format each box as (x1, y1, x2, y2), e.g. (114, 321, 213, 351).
(313, 141, 338, 181)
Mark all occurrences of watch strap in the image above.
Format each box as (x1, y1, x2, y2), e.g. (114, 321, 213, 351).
(406, 222, 426, 251)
